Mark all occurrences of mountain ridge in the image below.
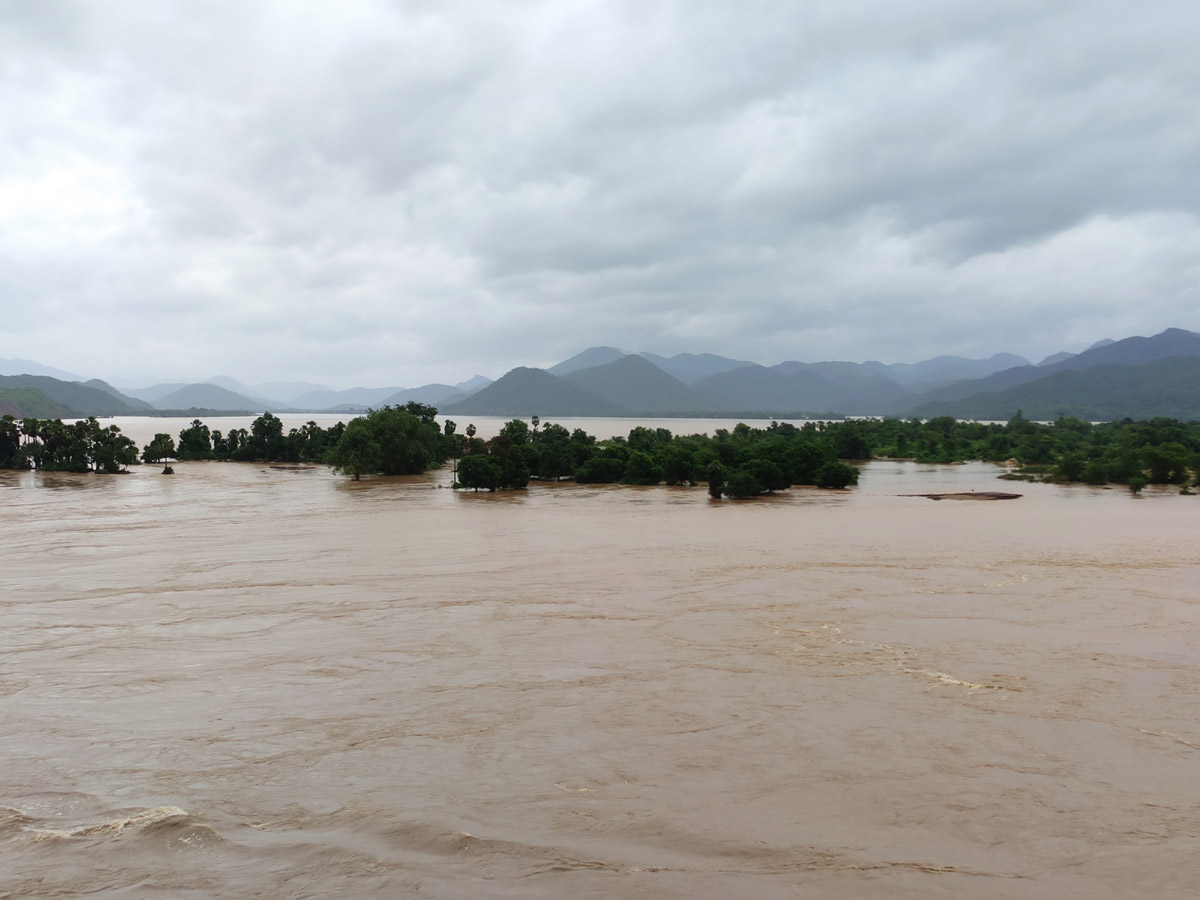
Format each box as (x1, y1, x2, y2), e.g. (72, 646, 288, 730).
(444, 367, 629, 417)
(563, 355, 716, 414)
(909, 328, 1200, 408)
(7, 327, 1199, 420)
(0, 375, 148, 417)
(910, 356, 1200, 421)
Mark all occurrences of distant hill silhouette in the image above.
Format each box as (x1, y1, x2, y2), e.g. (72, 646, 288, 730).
(547, 347, 628, 376)
(444, 367, 628, 416)
(637, 351, 756, 384)
(563, 355, 716, 414)
(152, 383, 262, 412)
(1072, 328, 1199, 366)
(238, 380, 330, 405)
(460, 334, 1200, 420)
(910, 356, 1200, 420)
(773, 361, 913, 414)
(909, 328, 1200, 409)
(84, 379, 155, 411)
(0, 358, 82, 381)
(10, 327, 1200, 422)
(0, 386, 71, 418)
(290, 377, 489, 411)
(122, 382, 191, 404)
(548, 347, 1024, 414)
(862, 353, 1029, 390)
(691, 365, 850, 415)
(0, 375, 146, 416)
(289, 386, 404, 410)
(1036, 351, 1076, 367)
(455, 375, 492, 393)
(383, 384, 467, 407)
(200, 376, 288, 410)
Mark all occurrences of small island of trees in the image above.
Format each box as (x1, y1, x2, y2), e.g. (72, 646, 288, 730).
(3, 408, 1199, 498)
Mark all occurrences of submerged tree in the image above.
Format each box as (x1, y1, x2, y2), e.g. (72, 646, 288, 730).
(813, 461, 859, 489)
(327, 405, 445, 480)
(0, 416, 137, 473)
(456, 453, 503, 491)
(0, 416, 20, 469)
(178, 419, 213, 460)
(142, 433, 178, 473)
(329, 417, 382, 481)
(88, 421, 138, 473)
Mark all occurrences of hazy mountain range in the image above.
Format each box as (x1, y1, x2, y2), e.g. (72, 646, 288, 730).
(441, 330, 1200, 419)
(3, 328, 1199, 421)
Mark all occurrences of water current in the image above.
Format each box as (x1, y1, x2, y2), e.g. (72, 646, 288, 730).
(2, 418, 1198, 898)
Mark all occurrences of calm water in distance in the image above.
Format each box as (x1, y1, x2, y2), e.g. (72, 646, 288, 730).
(3, 417, 1198, 898)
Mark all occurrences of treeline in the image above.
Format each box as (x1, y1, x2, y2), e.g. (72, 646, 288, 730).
(127, 409, 860, 498)
(0, 416, 139, 473)
(143, 413, 348, 466)
(453, 417, 859, 497)
(145, 405, 453, 480)
(843, 414, 1200, 491)
(5, 409, 1199, 497)
(0, 404, 452, 478)
(445, 413, 1200, 495)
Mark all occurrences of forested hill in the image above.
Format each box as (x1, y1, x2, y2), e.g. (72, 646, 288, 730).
(0, 387, 70, 418)
(151, 383, 263, 412)
(0, 375, 147, 417)
(443, 367, 629, 417)
(906, 327, 1200, 410)
(562, 355, 715, 414)
(910, 357, 1200, 421)
(8, 326, 1200, 420)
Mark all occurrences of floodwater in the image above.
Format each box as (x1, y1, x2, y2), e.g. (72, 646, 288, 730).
(2, 437, 1198, 898)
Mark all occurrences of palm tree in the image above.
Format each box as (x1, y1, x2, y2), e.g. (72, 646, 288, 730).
(20, 417, 41, 469)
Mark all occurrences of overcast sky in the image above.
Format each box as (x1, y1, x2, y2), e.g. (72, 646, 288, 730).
(3, 0, 1198, 389)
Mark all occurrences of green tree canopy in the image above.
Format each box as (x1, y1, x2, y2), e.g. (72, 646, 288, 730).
(329, 418, 382, 481)
(328, 406, 444, 479)
(457, 454, 504, 491)
(142, 433, 177, 465)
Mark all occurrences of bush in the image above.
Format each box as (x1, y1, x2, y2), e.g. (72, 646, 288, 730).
(621, 450, 663, 485)
(814, 461, 859, 489)
(457, 455, 504, 491)
(575, 457, 626, 484)
(724, 469, 763, 499)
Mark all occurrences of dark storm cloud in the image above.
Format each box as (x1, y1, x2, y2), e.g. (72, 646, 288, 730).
(1, 0, 1198, 386)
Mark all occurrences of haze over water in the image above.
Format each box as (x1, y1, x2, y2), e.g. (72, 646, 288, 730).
(3, 420, 1198, 898)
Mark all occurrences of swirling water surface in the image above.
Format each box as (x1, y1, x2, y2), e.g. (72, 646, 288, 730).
(2, 447, 1198, 898)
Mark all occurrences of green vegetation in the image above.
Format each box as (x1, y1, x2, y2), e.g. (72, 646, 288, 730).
(0, 415, 139, 472)
(160, 405, 451, 478)
(446, 412, 1200, 497)
(911, 357, 1200, 421)
(0, 375, 147, 416)
(4, 408, 1199, 499)
(449, 417, 860, 497)
(848, 413, 1200, 488)
(445, 367, 627, 416)
(142, 433, 178, 464)
(0, 387, 70, 419)
(158, 411, 343, 465)
(325, 404, 447, 479)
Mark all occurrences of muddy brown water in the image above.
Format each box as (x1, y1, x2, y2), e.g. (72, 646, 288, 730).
(2, 428, 1199, 898)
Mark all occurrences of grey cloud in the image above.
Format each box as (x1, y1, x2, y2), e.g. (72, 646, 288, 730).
(2, 0, 1199, 386)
